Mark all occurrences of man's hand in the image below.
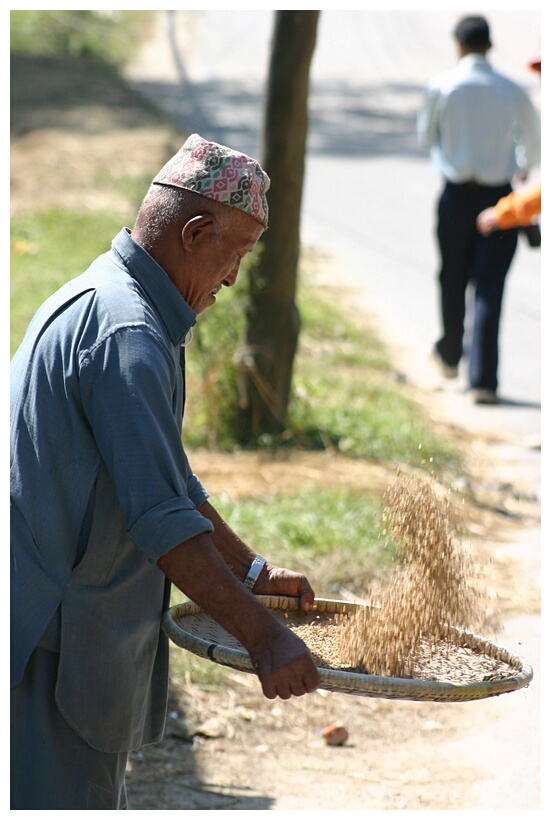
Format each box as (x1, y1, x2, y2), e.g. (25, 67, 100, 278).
(476, 207, 498, 236)
(253, 564, 315, 612)
(247, 619, 320, 700)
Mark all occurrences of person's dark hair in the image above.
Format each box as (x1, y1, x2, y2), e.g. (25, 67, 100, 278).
(454, 15, 491, 51)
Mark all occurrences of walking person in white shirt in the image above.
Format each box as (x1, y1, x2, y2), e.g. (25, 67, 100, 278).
(417, 15, 540, 404)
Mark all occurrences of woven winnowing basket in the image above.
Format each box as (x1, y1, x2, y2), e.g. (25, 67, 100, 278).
(162, 596, 533, 702)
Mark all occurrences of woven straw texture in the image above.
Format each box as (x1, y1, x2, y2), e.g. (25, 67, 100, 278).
(162, 596, 533, 702)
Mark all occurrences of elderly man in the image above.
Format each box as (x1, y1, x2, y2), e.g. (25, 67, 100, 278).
(417, 15, 541, 404)
(11, 134, 320, 810)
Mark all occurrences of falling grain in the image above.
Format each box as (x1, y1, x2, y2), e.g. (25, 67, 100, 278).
(337, 473, 487, 678)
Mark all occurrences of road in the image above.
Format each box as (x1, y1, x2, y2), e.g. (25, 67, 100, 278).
(124, 10, 542, 812)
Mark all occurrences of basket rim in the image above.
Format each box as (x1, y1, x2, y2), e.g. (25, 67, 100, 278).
(162, 595, 533, 702)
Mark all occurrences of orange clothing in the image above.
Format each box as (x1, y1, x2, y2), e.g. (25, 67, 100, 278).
(493, 183, 541, 229)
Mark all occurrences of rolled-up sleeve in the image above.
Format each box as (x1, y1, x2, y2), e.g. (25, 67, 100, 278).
(129, 496, 212, 558)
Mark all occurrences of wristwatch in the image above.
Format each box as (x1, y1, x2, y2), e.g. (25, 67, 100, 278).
(243, 555, 266, 590)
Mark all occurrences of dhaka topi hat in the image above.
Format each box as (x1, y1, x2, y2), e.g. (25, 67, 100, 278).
(152, 133, 270, 228)
(454, 15, 491, 48)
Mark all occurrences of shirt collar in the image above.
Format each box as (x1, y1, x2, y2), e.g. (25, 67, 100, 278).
(459, 53, 491, 71)
(111, 228, 197, 347)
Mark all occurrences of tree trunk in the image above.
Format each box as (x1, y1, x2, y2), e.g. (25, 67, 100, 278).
(237, 10, 319, 443)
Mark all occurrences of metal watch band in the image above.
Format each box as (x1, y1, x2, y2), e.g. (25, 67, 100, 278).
(243, 555, 266, 590)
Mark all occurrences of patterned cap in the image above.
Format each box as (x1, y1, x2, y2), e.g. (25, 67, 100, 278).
(152, 133, 270, 228)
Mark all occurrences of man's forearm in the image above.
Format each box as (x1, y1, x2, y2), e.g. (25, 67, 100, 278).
(196, 499, 265, 582)
(157, 531, 273, 651)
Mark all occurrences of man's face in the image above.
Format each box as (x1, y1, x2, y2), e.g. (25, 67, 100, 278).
(181, 213, 264, 314)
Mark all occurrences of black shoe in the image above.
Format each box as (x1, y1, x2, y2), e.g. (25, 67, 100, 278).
(431, 349, 458, 379)
(471, 388, 498, 405)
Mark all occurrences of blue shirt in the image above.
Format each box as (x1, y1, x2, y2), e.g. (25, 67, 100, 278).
(10, 228, 214, 749)
(417, 54, 541, 184)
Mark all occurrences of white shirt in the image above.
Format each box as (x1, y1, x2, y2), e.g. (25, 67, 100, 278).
(417, 54, 541, 185)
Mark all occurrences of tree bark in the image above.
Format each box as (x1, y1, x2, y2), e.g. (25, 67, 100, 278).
(237, 10, 319, 443)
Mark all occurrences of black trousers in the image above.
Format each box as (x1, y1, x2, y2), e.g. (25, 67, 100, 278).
(435, 181, 518, 392)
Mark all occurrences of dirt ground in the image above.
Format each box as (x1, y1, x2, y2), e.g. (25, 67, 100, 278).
(10, 53, 541, 811)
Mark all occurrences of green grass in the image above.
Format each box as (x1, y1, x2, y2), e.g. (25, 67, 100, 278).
(10, 208, 126, 354)
(290, 364, 457, 468)
(215, 486, 393, 593)
(184, 273, 460, 476)
(169, 485, 393, 605)
(10, 10, 155, 67)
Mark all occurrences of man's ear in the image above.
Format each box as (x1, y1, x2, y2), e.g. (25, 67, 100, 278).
(181, 214, 215, 251)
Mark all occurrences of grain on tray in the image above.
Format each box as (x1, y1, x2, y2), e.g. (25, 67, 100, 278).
(288, 614, 515, 683)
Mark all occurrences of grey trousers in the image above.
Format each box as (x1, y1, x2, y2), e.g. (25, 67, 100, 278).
(11, 647, 128, 809)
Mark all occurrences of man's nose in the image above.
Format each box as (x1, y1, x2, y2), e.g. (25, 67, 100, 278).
(223, 263, 240, 288)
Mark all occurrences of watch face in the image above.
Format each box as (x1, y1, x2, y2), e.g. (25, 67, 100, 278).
(244, 556, 265, 589)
